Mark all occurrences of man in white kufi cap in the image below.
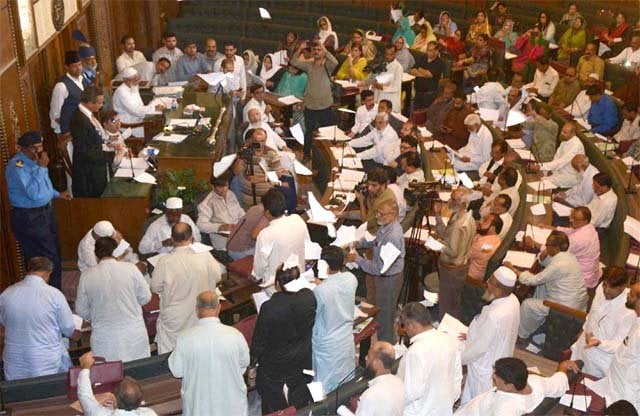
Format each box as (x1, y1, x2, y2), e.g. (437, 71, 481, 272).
(112, 65, 166, 137)
(139, 197, 200, 255)
(452, 113, 493, 172)
(77, 220, 144, 273)
(459, 266, 521, 403)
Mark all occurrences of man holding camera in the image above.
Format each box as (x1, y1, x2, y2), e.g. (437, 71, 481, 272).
(354, 167, 398, 234)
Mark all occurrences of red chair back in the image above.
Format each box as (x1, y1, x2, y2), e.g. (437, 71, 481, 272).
(233, 314, 258, 346)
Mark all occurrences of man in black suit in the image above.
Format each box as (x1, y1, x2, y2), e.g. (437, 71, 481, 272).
(70, 86, 110, 197)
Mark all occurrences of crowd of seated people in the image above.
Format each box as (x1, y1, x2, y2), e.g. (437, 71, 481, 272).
(3, 1, 640, 415)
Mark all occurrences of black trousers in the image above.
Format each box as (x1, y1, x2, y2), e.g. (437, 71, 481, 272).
(256, 370, 312, 414)
(10, 205, 61, 288)
(413, 90, 438, 110)
(303, 107, 335, 158)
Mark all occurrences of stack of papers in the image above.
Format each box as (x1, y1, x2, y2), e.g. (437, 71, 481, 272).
(380, 242, 401, 274)
(437, 313, 468, 337)
(515, 224, 553, 245)
(552, 202, 572, 217)
(316, 125, 350, 141)
(152, 133, 189, 143)
(278, 95, 302, 105)
(506, 138, 526, 149)
(331, 222, 375, 247)
(504, 250, 537, 268)
(530, 203, 546, 216)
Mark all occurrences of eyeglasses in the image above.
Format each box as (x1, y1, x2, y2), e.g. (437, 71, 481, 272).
(110, 118, 120, 124)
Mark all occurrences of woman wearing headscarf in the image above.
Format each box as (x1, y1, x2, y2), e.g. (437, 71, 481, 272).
(466, 11, 492, 44)
(317, 16, 338, 54)
(392, 16, 416, 47)
(342, 29, 377, 62)
(411, 22, 437, 53)
(259, 54, 286, 91)
(599, 12, 631, 56)
(512, 24, 549, 77)
(279, 31, 301, 64)
(494, 18, 518, 53)
(394, 36, 415, 72)
(434, 11, 458, 38)
(335, 43, 368, 80)
(557, 16, 586, 64)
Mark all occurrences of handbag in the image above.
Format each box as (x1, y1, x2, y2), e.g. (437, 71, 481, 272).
(66, 357, 124, 400)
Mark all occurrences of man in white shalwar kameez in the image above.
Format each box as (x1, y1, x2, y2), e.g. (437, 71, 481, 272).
(398, 302, 462, 416)
(244, 107, 296, 174)
(169, 291, 249, 416)
(455, 357, 573, 416)
(139, 197, 200, 255)
(112, 67, 167, 137)
(253, 189, 308, 286)
(312, 246, 358, 392)
(571, 267, 636, 378)
(595, 282, 640, 413)
(77, 220, 144, 273)
(533, 122, 585, 188)
(196, 175, 245, 251)
(508, 230, 588, 340)
(451, 114, 493, 172)
(75, 237, 151, 362)
(460, 267, 520, 403)
(152, 222, 221, 354)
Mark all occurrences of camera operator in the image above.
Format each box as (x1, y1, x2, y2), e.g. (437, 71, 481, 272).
(234, 128, 297, 213)
(349, 167, 398, 234)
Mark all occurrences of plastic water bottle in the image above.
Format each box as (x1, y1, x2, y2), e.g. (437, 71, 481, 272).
(171, 98, 177, 111)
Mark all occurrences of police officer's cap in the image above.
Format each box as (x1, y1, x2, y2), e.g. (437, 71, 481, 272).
(17, 131, 43, 147)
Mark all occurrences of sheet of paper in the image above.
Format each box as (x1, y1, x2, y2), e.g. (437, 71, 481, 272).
(338, 168, 366, 183)
(113, 239, 130, 258)
(506, 138, 526, 149)
(621, 156, 636, 167)
(331, 145, 356, 159)
(197, 72, 227, 86)
(423, 289, 438, 306)
(527, 180, 557, 191)
(290, 123, 304, 145)
(402, 72, 416, 82)
(340, 157, 364, 169)
(526, 343, 541, 353)
(515, 225, 553, 246)
(444, 145, 462, 159)
(252, 291, 270, 313)
(213, 154, 237, 178)
(584, 377, 608, 398)
(152, 86, 183, 96)
(307, 381, 325, 402)
(514, 148, 535, 160)
(308, 191, 336, 224)
(265, 171, 281, 185)
(191, 242, 213, 254)
(627, 252, 640, 267)
(120, 157, 147, 170)
(457, 172, 474, 189)
(505, 109, 527, 127)
(380, 242, 401, 274)
(285, 276, 316, 292)
(278, 95, 302, 105)
(258, 7, 271, 19)
(151, 208, 163, 215)
(478, 107, 500, 122)
(504, 250, 537, 268)
(624, 216, 640, 241)
(167, 118, 198, 127)
(134, 172, 157, 184)
(530, 203, 546, 216)
(317, 125, 350, 141)
(424, 236, 445, 251)
(552, 202, 572, 217)
(417, 126, 433, 138)
(304, 240, 322, 260)
(72, 314, 84, 331)
(294, 160, 312, 175)
(598, 42, 611, 56)
(505, 51, 517, 60)
(152, 133, 188, 143)
(527, 366, 541, 375)
(331, 225, 357, 248)
(114, 167, 146, 178)
(437, 313, 468, 336)
(559, 394, 592, 412)
(147, 252, 169, 268)
(335, 79, 359, 88)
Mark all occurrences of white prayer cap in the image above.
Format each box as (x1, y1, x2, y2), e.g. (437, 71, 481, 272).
(122, 67, 138, 79)
(494, 266, 517, 287)
(464, 114, 481, 125)
(93, 220, 115, 237)
(165, 197, 183, 210)
(588, 73, 599, 80)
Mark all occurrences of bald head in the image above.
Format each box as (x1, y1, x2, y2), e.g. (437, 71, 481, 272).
(372, 341, 396, 369)
(196, 291, 220, 318)
(114, 377, 143, 411)
(171, 222, 193, 246)
(571, 154, 589, 172)
(248, 107, 262, 124)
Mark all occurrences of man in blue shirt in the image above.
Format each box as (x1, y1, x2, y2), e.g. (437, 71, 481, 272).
(0, 257, 75, 380)
(5, 131, 71, 288)
(174, 40, 209, 82)
(587, 85, 620, 136)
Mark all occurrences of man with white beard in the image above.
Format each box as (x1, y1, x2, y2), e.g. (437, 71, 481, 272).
(244, 107, 295, 174)
(570, 266, 636, 378)
(459, 266, 520, 403)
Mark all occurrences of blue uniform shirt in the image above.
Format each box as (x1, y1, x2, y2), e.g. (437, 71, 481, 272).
(5, 151, 59, 208)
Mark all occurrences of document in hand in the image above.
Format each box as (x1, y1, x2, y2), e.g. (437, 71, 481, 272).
(294, 160, 312, 175)
(307, 381, 325, 402)
(284, 277, 316, 293)
(424, 236, 445, 251)
(278, 95, 302, 105)
(421, 289, 439, 307)
(213, 154, 237, 178)
(290, 123, 305, 145)
(379, 242, 401, 274)
(113, 239, 131, 257)
(437, 313, 468, 337)
(307, 191, 336, 224)
(504, 250, 537, 268)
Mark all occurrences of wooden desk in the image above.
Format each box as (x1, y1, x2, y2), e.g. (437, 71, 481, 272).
(54, 179, 153, 261)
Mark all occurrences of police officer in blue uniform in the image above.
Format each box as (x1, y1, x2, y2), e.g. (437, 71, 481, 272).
(5, 131, 72, 288)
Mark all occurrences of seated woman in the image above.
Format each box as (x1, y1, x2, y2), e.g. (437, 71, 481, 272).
(335, 44, 368, 81)
(259, 54, 286, 91)
(278, 31, 301, 64)
(439, 29, 466, 60)
(599, 12, 631, 57)
(341, 29, 377, 62)
(466, 11, 492, 44)
(557, 16, 586, 64)
(494, 18, 518, 53)
(559, 2, 584, 27)
(274, 63, 308, 99)
(243, 49, 260, 87)
(454, 33, 490, 91)
(539, 11, 556, 44)
(411, 22, 437, 53)
(392, 16, 416, 47)
(434, 11, 458, 38)
(316, 16, 338, 54)
(394, 36, 415, 72)
(512, 24, 549, 78)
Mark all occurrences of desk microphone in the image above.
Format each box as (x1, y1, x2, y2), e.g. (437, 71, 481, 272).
(127, 148, 136, 183)
(332, 366, 363, 415)
(563, 360, 585, 416)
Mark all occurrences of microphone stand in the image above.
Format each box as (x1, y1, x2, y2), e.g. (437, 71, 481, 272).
(127, 148, 136, 183)
(332, 366, 362, 415)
